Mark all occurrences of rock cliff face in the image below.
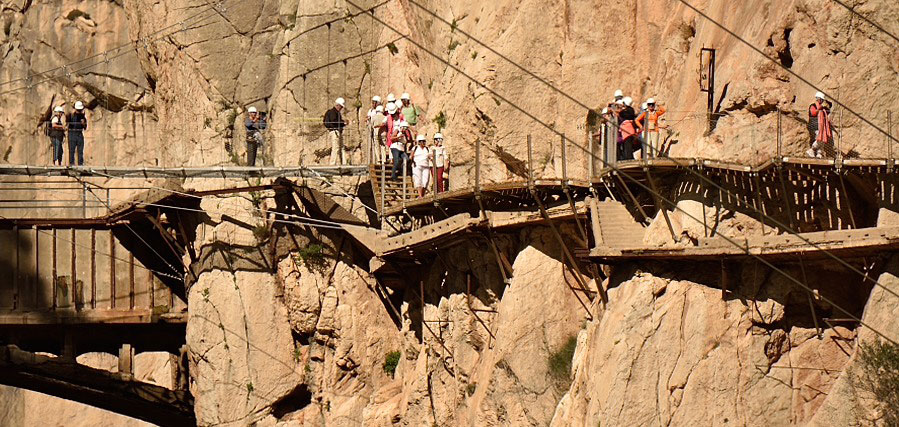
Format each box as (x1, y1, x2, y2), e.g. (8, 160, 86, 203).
(1, 0, 898, 426)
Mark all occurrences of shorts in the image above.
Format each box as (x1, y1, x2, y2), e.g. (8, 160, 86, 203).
(412, 164, 430, 188)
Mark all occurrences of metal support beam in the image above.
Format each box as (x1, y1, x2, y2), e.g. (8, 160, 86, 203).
(612, 172, 650, 223)
(466, 274, 495, 345)
(644, 167, 678, 243)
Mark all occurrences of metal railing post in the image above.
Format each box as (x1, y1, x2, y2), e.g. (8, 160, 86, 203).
(776, 109, 782, 163)
(561, 133, 567, 182)
(888, 111, 893, 171)
(588, 129, 594, 180)
(402, 157, 408, 208)
(431, 155, 438, 199)
(475, 136, 481, 193)
(527, 134, 534, 187)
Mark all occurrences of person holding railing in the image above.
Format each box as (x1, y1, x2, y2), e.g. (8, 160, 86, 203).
(411, 134, 432, 198)
(636, 98, 667, 158)
(245, 106, 267, 166)
(324, 98, 350, 165)
(387, 102, 408, 179)
(48, 106, 66, 166)
(400, 92, 422, 130)
(67, 101, 87, 166)
(432, 132, 449, 192)
(807, 91, 833, 158)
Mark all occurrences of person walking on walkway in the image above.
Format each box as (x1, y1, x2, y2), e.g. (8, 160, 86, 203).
(807, 91, 833, 158)
(617, 97, 638, 160)
(400, 92, 422, 128)
(245, 106, 267, 166)
(67, 101, 87, 166)
(636, 98, 667, 158)
(388, 102, 409, 179)
(371, 104, 387, 162)
(411, 134, 432, 198)
(49, 106, 66, 166)
(432, 132, 449, 193)
(324, 98, 350, 165)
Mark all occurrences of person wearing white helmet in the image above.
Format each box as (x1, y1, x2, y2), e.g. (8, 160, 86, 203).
(636, 98, 667, 158)
(370, 104, 388, 162)
(614, 89, 624, 102)
(399, 92, 422, 127)
(323, 97, 350, 165)
(367, 96, 383, 160)
(245, 106, 267, 166)
(410, 134, 433, 198)
(386, 93, 396, 104)
(387, 104, 409, 179)
(48, 105, 67, 166)
(432, 132, 450, 192)
(67, 100, 88, 165)
(616, 96, 638, 160)
(807, 91, 833, 158)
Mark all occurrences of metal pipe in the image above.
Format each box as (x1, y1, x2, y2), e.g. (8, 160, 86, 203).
(527, 134, 533, 186)
(889, 111, 893, 170)
(402, 157, 407, 208)
(776, 109, 782, 161)
(561, 133, 567, 182)
(475, 136, 481, 194)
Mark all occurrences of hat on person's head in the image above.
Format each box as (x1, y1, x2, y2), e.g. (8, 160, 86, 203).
(401, 92, 411, 100)
(74, 101, 84, 110)
(646, 98, 655, 105)
(399, 120, 409, 128)
(248, 106, 257, 113)
(641, 102, 648, 110)
(375, 105, 384, 113)
(386, 102, 398, 114)
(54, 106, 64, 113)
(623, 97, 633, 106)
(815, 91, 826, 100)
(372, 95, 381, 103)
(416, 134, 426, 142)
(335, 97, 345, 107)
(615, 99, 624, 106)
(386, 93, 396, 103)
(434, 132, 444, 140)
(601, 107, 609, 114)
(614, 89, 624, 98)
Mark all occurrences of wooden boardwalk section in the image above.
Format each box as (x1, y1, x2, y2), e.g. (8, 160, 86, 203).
(0, 164, 368, 178)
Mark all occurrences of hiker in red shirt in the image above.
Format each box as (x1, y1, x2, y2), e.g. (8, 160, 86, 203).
(807, 91, 833, 158)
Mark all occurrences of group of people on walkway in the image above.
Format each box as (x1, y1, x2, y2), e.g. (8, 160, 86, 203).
(46, 101, 89, 166)
(598, 89, 668, 161)
(365, 93, 450, 197)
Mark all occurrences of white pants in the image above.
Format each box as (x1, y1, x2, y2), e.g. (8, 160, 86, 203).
(329, 130, 346, 165)
(412, 164, 430, 189)
(646, 132, 661, 157)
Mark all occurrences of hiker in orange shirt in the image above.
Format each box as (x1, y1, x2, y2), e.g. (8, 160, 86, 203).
(636, 98, 666, 158)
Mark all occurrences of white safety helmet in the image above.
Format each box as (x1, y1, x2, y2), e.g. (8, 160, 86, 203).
(399, 120, 409, 128)
(247, 106, 257, 113)
(615, 99, 624, 106)
(646, 98, 656, 104)
(335, 97, 345, 107)
(401, 92, 411, 100)
(641, 102, 648, 110)
(54, 106, 64, 113)
(375, 105, 384, 113)
(74, 101, 84, 110)
(614, 89, 624, 98)
(416, 134, 426, 142)
(434, 132, 444, 140)
(623, 96, 633, 106)
(386, 102, 398, 114)
(386, 93, 396, 103)
(601, 107, 609, 115)
(372, 95, 381, 103)
(815, 91, 825, 100)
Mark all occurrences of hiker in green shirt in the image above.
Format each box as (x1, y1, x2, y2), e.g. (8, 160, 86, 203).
(400, 92, 422, 128)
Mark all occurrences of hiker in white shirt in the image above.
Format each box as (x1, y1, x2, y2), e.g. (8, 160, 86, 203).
(411, 134, 432, 198)
(432, 133, 449, 192)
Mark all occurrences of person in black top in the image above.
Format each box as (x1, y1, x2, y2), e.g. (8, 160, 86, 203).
(244, 106, 267, 166)
(323, 98, 349, 165)
(67, 101, 87, 165)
